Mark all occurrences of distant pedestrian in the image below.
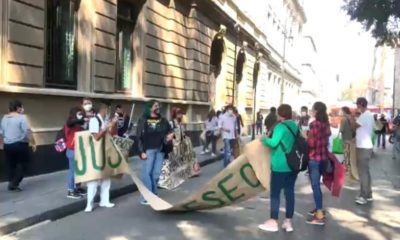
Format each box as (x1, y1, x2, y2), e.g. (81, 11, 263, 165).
(340, 107, 356, 168)
(81, 98, 94, 130)
(377, 114, 388, 149)
(306, 102, 331, 226)
(352, 97, 374, 205)
(392, 113, 400, 160)
(258, 104, 298, 232)
(85, 103, 118, 212)
(115, 105, 130, 137)
(219, 105, 237, 167)
(1, 100, 34, 191)
(202, 109, 219, 156)
(234, 108, 244, 136)
(136, 100, 173, 205)
(256, 110, 263, 135)
(299, 106, 311, 132)
(64, 107, 86, 199)
(264, 107, 277, 136)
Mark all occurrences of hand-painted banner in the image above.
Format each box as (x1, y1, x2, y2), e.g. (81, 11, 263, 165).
(75, 131, 271, 211)
(74, 131, 130, 184)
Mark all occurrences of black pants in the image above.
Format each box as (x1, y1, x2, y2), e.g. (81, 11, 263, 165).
(4, 142, 30, 189)
(204, 131, 217, 153)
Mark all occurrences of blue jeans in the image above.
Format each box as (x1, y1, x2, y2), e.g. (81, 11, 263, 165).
(66, 149, 75, 192)
(270, 171, 297, 219)
(141, 148, 165, 201)
(223, 139, 234, 167)
(309, 160, 324, 210)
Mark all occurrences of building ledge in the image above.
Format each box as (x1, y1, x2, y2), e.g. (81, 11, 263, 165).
(0, 85, 210, 106)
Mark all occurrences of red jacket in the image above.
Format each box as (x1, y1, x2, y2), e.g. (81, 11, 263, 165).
(322, 152, 346, 197)
(65, 125, 80, 150)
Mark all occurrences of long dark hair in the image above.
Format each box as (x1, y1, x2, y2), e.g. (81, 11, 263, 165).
(68, 106, 83, 120)
(341, 106, 351, 115)
(208, 109, 216, 122)
(313, 101, 329, 123)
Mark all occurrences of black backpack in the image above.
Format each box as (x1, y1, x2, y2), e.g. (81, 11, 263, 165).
(279, 122, 309, 172)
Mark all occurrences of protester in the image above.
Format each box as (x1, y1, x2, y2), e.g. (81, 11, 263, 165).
(305, 102, 331, 225)
(64, 107, 86, 199)
(264, 107, 278, 136)
(392, 117, 400, 160)
(299, 106, 311, 132)
(85, 103, 118, 212)
(1, 100, 34, 192)
(158, 107, 200, 189)
(202, 109, 219, 156)
(234, 108, 244, 136)
(219, 105, 237, 167)
(258, 104, 298, 232)
(256, 110, 264, 135)
(352, 97, 374, 205)
(340, 106, 356, 168)
(136, 100, 173, 205)
(377, 114, 388, 149)
(115, 105, 130, 137)
(81, 98, 94, 130)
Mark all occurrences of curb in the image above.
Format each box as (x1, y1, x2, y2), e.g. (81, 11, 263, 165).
(0, 154, 222, 236)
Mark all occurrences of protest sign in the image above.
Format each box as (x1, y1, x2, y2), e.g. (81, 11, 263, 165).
(74, 131, 130, 184)
(75, 131, 271, 212)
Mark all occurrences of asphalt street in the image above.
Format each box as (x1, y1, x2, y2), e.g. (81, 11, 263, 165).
(2, 148, 400, 240)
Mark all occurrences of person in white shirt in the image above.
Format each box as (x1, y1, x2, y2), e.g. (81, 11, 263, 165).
(202, 109, 219, 156)
(353, 97, 374, 205)
(85, 103, 118, 212)
(218, 105, 237, 167)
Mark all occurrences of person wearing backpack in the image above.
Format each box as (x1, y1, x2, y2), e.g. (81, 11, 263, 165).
(258, 104, 299, 233)
(64, 106, 86, 199)
(306, 102, 331, 225)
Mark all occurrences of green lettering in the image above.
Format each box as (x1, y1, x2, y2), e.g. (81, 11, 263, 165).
(74, 136, 87, 176)
(90, 136, 105, 171)
(240, 163, 261, 188)
(108, 149, 122, 169)
(202, 191, 225, 207)
(217, 174, 245, 202)
(182, 200, 200, 210)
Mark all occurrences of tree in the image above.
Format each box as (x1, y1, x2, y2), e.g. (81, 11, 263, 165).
(343, 0, 400, 47)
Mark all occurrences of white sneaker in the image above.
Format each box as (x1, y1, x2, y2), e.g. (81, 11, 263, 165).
(99, 202, 115, 208)
(355, 197, 368, 205)
(211, 153, 216, 157)
(282, 219, 294, 232)
(200, 151, 206, 155)
(84, 206, 93, 212)
(366, 197, 373, 202)
(205, 149, 210, 153)
(258, 220, 279, 232)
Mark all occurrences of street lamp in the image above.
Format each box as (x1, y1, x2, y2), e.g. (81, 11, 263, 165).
(232, 23, 241, 105)
(252, 44, 262, 140)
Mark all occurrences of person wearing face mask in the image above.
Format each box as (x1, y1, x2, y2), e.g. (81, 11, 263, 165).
(64, 107, 86, 199)
(218, 105, 237, 167)
(136, 100, 173, 205)
(1, 100, 34, 191)
(85, 103, 118, 212)
(299, 106, 310, 132)
(81, 98, 94, 130)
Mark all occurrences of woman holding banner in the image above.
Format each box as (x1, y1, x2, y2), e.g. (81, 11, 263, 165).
(85, 103, 118, 212)
(259, 104, 298, 233)
(158, 107, 201, 190)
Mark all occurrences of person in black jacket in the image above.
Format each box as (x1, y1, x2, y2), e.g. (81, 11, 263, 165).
(265, 107, 278, 136)
(136, 100, 173, 205)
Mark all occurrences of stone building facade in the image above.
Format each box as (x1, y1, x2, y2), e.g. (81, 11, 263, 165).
(0, 0, 306, 180)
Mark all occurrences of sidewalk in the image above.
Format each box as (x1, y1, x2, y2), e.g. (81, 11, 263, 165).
(0, 137, 250, 236)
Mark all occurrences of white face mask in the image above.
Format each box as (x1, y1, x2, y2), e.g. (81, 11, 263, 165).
(18, 108, 24, 114)
(301, 112, 307, 117)
(228, 110, 233, 115)
(83, 104, 92, 112)
(76, 114, 83, 120)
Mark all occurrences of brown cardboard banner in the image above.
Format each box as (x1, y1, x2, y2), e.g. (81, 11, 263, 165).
(75, 131, 271, 212)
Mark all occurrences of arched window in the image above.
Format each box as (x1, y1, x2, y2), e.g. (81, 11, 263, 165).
(209, 33, 225, 78)
(235, 47, 246, 84)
